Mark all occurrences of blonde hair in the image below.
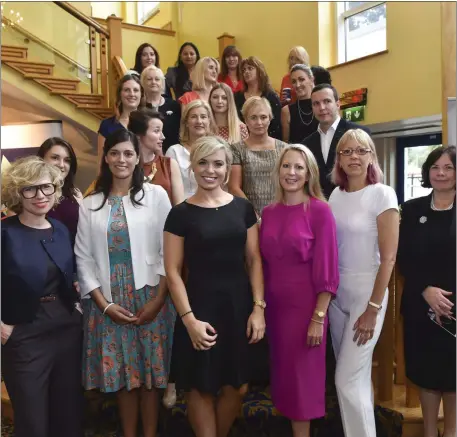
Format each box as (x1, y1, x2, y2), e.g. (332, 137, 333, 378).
(331, 129, 383, 190)
(190, 136, 233, 185)
(288, 46, 310, 68)
(190, 57, 220, 90)
(2, 156, 63, 214)
(209, 83, 243, 144)
(273, 144, 325, 203)
(241, 96, 273, 121)
(180, 99, 217, 144)
(140, 65, 166, 95)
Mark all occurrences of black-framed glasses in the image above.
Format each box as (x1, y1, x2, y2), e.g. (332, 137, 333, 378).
(339, 148, 372, 156)
(20, 183, 56, 199)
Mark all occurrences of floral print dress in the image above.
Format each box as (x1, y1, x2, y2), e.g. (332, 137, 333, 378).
(82, 195, 176, 393)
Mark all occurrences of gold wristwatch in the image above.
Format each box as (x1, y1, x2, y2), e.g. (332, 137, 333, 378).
(253, 299, 266, 309)
(314, 310, 326, 318)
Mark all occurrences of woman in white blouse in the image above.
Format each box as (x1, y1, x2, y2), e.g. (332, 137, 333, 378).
(166, 99, 217, 199)
(328, 129, 399, 437)
(75, 129, 172, 437)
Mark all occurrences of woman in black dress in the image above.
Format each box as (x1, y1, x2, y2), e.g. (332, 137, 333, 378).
(164, 135, 266, 437)
(281, 64, 319, 144)
(398, 145, 456, 437)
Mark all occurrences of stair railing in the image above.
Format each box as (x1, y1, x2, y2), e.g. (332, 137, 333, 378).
(53, 1, 124, 109)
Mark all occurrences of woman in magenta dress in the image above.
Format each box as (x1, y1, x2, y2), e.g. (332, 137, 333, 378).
(260, 144, 339, 437)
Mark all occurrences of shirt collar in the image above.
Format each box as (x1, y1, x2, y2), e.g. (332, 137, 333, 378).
(318, 116, 341, 135)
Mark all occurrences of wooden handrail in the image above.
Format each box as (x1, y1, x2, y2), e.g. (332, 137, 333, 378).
(53, 1, 110, 37)
(113, 55, 128, 78)
(1, 16, 90, 74)
(93, 17, 176, 37)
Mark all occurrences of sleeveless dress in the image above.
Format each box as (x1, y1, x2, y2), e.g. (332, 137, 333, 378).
(82, 195, 175, 392)
(288, 99, 319, 144)
(164, 197, 258, 394)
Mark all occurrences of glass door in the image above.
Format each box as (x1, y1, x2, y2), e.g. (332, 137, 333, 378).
(396, 133, 442, 204)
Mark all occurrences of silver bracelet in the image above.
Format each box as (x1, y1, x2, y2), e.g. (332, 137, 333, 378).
(102, 302, 115, 315)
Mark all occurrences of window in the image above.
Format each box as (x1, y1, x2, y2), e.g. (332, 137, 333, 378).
(137, 2, 159, 24)
(337, 1, 386, 63)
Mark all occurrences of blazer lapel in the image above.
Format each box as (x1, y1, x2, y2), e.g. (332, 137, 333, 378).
(326, 120, 346, 170)
(308, 133, 326, 170)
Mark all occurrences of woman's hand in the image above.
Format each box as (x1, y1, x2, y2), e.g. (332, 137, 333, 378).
(73, 281, 80, 294)
(353, 306, 378, 346)
(185, 318, 217, 351)
(1, 323, 14, 345)
(247, 307, 266, 344)
(134, 298, 164, 325)
(307, 319, 324, 347)
(104, 304, 138, 325)
(423, 286, 454, 324)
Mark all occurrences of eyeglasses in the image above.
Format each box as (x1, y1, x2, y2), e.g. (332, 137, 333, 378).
(20, 183, 56, 199)
(339, 148, 372, 156)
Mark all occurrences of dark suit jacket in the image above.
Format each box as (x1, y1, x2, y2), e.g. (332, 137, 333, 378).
(1, 215, 78, 324)
(302, 119, 371, 199)
(397, 193, 456, 317)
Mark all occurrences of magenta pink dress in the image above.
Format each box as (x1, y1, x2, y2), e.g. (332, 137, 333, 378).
(260, 198, 339, 421)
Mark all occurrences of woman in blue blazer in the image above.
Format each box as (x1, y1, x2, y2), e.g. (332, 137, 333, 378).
(1, 156, 83, 437)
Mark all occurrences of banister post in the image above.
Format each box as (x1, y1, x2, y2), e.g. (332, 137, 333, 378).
(106, 15, 123, 108)
(217, 33, 235, 61)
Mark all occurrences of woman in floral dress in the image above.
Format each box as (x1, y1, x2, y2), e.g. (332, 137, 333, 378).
(75, 129, 172, 437)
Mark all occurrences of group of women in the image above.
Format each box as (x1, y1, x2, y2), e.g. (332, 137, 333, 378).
(0, 39, 455, 437)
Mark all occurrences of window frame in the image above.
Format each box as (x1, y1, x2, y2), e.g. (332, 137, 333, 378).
(336, 1, 386, 64)
(137, 2, 160, 25)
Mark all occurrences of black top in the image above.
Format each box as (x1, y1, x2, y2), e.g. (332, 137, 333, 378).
(165, 66, 192, 100)
(164, 196, 258, 394)
(398, 193, 456, 316)
(146, 98, 181, 154)
(288, 99, 319, 143)
(1, 216, 78, 324)
(234, 90, 282, 141)
(302, 118, 371, 199)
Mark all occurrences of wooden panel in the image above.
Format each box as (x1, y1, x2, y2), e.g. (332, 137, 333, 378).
(100, 35, 109, 107)
(217, 32, 235, 61)
(441, 2, 456, 144)
(3, 60, 54, 76)
(89, 26, 98, 94)
(1, 45, 27, 60)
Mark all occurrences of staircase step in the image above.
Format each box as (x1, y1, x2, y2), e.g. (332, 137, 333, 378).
(1, 45, 27, 60)
(3, 59, 54, 76)
(52, 92, 105, 107)
(82, 106, 114, 120)
(23, 74, 80, 92)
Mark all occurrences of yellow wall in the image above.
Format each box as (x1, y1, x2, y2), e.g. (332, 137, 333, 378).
(328, 2, 442, 125)
(144, 2, 173, 29)
(175, 1, 319, 92)
(121, 27, 178, 73)
(91, 1, 122, 19)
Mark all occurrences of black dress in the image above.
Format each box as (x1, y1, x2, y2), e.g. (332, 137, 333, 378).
(288, 99, 319, 144)
(146, 98, 181, 154)
(398, 193, 456, 391)
(234, 90, 282, 141)
(164, 197, 258, 394)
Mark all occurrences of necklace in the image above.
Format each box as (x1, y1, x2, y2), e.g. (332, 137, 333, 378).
(297, 100, 314, 126)
(431, 195, 454, 211)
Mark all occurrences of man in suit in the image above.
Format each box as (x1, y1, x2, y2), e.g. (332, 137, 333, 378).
(302, 83, 371, 199)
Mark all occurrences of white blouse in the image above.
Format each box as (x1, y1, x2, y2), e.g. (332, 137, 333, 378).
(165, 144, 197, 199)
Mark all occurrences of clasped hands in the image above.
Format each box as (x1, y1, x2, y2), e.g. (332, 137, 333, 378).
(185, 308, 266, 351)
(104, 298, 163, 326)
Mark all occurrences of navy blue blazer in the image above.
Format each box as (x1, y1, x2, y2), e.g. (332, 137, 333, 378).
(1, 215, 78, 324)
(302, 118, 371, 199)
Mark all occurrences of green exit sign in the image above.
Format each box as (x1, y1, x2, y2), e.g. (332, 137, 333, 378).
(343, 105, 365, 122)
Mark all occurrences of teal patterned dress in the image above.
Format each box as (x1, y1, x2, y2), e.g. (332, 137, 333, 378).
(82, 195, 176, 393)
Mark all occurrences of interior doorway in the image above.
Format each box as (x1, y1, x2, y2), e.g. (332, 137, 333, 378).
(396, 133, 443, 204)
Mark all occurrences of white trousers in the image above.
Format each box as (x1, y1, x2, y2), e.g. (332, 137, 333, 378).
(328, 272, 388, 437)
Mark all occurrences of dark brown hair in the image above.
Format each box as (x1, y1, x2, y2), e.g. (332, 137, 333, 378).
(421, 145, 456, 188)
(220, 45, 242, 81)
(240, 56, 273, 95)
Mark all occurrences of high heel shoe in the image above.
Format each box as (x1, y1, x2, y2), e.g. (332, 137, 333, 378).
(162, 387, 177, 409)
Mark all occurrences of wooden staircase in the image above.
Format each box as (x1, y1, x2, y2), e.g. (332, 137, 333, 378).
(1, 44, 113, 121)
